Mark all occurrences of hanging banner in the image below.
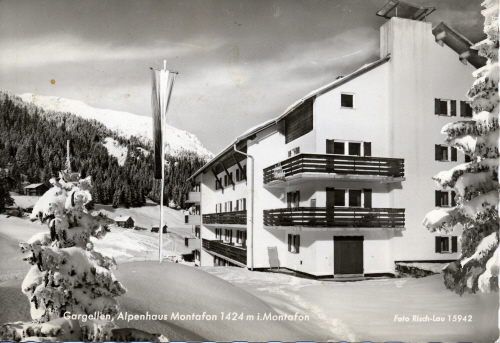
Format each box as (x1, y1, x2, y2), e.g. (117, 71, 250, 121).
(151, 69, 176, 179)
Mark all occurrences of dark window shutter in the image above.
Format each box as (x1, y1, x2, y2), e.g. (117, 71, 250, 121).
(326, 139, 335, 154)
(435, 98, 441, 115)
(435, 236, 442, 253)
(364, 142, 371, 157)
(236, 169, 240, 182)
(435, 145, 441, 161)
(364, 189, 372, 208)
(287, 192, 292, 209)
(288, 234, 292, 251)
(460, 101, 466, 117)
(467, 103, 473, 117)
(288, 150, 291, 157)
(451, 191, 457, 207)
(243, 198, 246, 211)
(435, 190, 441, 207)
(450, 100, 456, 116)
(451, 147, 457, 161)
(295, 235, 300, 253)
(452, 236, 458, 253)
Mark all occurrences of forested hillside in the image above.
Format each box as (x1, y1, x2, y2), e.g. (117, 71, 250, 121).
(0, 92, 207, 208)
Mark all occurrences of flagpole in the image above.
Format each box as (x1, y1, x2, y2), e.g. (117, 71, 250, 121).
(159, 60, 167, 263)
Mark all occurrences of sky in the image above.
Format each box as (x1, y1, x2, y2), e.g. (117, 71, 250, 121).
(0, 0, 486, 154)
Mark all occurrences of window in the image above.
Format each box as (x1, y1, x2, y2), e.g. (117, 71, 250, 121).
(328, 188, 372, 208)
(435, 145, 457, 161)
(236, 169, 240, 182)
(215, 203, 222, 213)
(224, 229, 233, 243)
(243, 165, 247, 180)
(224, 201, 232, 212)
(215, 178, 220, 190)
(348, 142, 361, 156)
(348, 190, 362, 207)
(215, 228, 222, 239)
(288, 234, 300, 253)
(288, 147, 300, 157)
(195, 226, 200, 238)
(287, 191, 300, 209)
(460, 101, 473, 118)
(435, 190, 456, 207)
(195, 205, 200, 215)
(435, 236, 458, 253)
(341, 93, 354, 108)
(465, 154, 472, 163)
(326, 140, 371, 156)
(224, 175, 228, 186)
(236, 230, 247, 246)
(235, 198, 246, 211)
(334, 189, 346, 206)
(434, 98, 456, 116)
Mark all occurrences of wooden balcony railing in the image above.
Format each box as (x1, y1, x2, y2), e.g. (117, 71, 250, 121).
(264, 207, 405, 228)
(203, 210, 247, 225)
(263, 153, 405, 184)
(202, 239, 247, 265)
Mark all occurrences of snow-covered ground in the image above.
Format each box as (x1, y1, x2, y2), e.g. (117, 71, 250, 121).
(102, 137, 128, 166)
(0, 214, 498, 342)
(18, 93, 214, 159)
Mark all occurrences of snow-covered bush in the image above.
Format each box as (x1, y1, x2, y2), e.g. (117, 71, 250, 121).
(422, 0, 499, 295)
(0, 173, 166, 341)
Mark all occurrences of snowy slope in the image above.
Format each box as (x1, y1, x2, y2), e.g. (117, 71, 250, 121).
(103, 137, 128, 166)
(18, 93, 214, 159)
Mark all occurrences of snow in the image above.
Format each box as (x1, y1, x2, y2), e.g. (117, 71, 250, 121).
(478, 247, 499, 292)
(461, 232, 498, 267)
(18, 93, 214, 159)
(102, 138, 127, 166)
(422, 207, 461, 233)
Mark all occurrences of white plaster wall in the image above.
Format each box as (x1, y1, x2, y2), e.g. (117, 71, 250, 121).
(381, 17, 473, 261)
(314, 63, 390, 156)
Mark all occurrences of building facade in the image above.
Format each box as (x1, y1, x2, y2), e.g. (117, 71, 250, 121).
(189, 11, 483, 277)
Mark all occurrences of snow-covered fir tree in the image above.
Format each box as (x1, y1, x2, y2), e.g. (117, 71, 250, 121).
(0, 173, 165, 341)
(423, 0, 499, 294)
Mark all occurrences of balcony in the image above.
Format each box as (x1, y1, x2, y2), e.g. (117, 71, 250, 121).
(202, 239, 247, 266)
(185, 191, 201, 203)
(203, 210, 247, 226)
(263, 153, 405, 187)
(263, 207, 405, 229)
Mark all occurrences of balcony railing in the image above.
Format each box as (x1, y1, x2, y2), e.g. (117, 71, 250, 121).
(203, 210, 247, 225)
(202, 239, 247, 265)
(185, 191, 201, 203)
(264, 207, 405, 228)
(263, 153, 405, 184)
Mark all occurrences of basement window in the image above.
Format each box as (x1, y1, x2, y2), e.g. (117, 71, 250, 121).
(288, 234, 300, 254)
(435, 236, 458, 253)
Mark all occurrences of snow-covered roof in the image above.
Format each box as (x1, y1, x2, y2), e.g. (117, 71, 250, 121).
(115, 216, 133, 222)
(24, 183, 46, 189)
(188, 55, 391, 181)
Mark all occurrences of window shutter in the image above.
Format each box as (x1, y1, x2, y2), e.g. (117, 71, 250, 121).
(451, 147, 457, 161)
(288, 234, 292, 251)
(435, 236, 442, 253)
(326, 139, 335, 154)
(460, 101, 466, 117)
(435, 98, 441, 115)
(363, 142, 371, 157)
(364, 189, 372, 208)
(243, 198, 246, 211)
(295, 235, 300, 254)
(288, 150, 291, 157)
(435, 145, 441, 161)
(450, 100, 456, 116)
(287, 192, 292, 209)
(451, 191, 457, 207)
(435, 191, 441, 207)
(467, 103, 473, 117)
(236, 169, 240, 182)
(452, 236, 458, 253)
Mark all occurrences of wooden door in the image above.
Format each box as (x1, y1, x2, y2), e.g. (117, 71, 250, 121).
(334, 236, 364, 275)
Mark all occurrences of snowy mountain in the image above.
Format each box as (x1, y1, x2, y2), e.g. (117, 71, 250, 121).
(18, 93, 214, 160)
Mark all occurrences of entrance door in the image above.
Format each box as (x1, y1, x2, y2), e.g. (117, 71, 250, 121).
(334, 236, 364, 275)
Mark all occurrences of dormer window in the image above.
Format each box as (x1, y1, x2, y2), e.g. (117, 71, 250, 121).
(341, 93, 354, 108)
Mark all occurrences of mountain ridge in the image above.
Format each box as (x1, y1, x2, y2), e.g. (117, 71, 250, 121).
(18, 93, 214, 160)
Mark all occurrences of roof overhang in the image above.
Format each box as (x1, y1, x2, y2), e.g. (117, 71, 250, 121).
(432, 22, 487, 69)
(376, 0, 435, 21)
